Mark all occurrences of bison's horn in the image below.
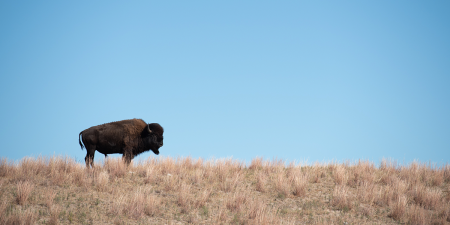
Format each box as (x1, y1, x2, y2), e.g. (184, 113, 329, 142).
(147, 124, 153, 133)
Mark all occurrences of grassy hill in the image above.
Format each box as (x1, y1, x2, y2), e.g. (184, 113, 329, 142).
(0, 156, 449, 224)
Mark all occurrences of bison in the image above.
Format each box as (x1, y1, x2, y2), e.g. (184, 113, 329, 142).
(78, 119, 164, 168)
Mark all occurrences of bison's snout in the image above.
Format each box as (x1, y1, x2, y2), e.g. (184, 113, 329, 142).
(159, 143, 163, 147)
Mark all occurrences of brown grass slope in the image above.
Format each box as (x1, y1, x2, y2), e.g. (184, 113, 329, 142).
(0, 156, 449, 225)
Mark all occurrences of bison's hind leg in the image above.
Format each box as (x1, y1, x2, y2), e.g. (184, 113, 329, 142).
(85, 156, 93, 168)
(85, 145, 96, 169)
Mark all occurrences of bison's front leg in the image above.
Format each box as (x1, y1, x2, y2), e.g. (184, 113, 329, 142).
(122, 152, 134, 166)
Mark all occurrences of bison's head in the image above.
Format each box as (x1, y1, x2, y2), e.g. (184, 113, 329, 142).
(143, 123, 164, 155)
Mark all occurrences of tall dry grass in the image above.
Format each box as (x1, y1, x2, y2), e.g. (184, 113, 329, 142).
(0, 156, 449, 224)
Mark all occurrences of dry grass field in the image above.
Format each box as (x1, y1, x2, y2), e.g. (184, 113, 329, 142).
(0, 156, 449, 225)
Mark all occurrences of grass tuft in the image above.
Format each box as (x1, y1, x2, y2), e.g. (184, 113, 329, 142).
(16, 181, 34, 205)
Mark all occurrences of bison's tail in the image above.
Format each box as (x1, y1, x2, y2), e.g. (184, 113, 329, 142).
(79, 132, 85, 150)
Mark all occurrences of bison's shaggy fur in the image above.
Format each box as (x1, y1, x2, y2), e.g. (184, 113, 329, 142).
(79, 119, 164, 168)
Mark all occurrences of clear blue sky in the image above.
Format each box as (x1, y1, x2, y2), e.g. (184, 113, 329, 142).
(1, 1, 449, 165)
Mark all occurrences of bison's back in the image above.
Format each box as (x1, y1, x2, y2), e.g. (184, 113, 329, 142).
(99, 119, 147, 137)
(81, 119, 147, 148)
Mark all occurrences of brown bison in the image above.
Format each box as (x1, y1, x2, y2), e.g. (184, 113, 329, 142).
(79, 119, 164, 168)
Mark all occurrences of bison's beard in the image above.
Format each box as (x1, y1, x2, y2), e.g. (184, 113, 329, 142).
(151, 148, 160, 155)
